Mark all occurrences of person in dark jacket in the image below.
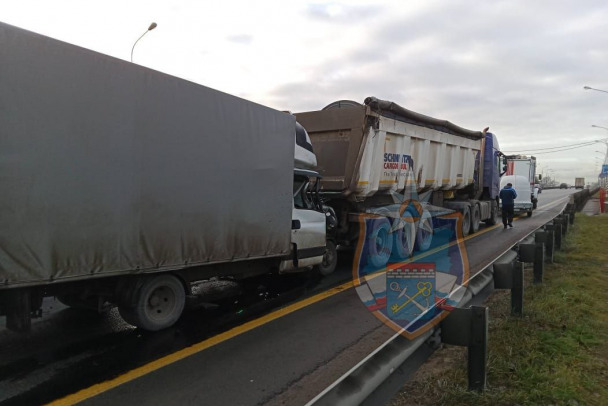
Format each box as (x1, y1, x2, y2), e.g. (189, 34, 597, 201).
(499, 183, 517, 228)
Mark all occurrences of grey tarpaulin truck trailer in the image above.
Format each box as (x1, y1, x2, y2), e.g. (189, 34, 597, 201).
(0, 22, 329, 331)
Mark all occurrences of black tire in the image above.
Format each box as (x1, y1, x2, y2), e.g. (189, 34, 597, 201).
(118, 274, 186, 331)
(366, 217, 393, 269)
(485, 200, 499, 226)
(460, 207, 471, 237)
(315, 240, 338, 276)
(527, 210, 533, 217)
(470, 204, 480, 234)
(392, 211, 416, 260)
(414, 211, 433, 252)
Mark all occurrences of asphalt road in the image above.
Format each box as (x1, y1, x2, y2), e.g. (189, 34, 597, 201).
(0, 188, 577, 406)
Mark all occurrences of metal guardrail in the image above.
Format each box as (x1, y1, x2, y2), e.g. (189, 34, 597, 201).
(306, 188, 597, 406)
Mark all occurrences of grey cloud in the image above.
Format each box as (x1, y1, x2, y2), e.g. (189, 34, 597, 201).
(305, 3, 382, 23)
(269, 0, 608, 181)
(227, 34, 253, 45)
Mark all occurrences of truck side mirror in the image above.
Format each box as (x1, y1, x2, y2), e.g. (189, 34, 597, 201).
(538, 174, 542, 180)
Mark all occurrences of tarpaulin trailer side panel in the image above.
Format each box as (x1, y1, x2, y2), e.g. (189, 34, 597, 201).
(0, 22, 294, 287)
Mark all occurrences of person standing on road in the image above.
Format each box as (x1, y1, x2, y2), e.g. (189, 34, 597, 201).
(500, 182, 517, 229)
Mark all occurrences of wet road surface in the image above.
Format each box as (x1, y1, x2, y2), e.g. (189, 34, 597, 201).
(0, 189, 577, 406)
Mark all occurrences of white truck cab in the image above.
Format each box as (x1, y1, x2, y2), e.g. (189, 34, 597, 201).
(280, 122, 337, 274)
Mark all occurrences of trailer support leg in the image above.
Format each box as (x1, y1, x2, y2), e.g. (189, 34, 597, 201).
(440, 306, 489, 391)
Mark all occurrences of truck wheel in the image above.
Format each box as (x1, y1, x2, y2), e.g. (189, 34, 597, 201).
(460, 207, 471, 237)
(527, 210, 533, 217)
(315, 240, 338, 276)
(485, 201, 498, 225)
(392, 212, 416, 260)
(469, 204, 480, 234)
(366, 217, 393, 269)
(414, 210, 433, 252)
(119, 274, 186, 331)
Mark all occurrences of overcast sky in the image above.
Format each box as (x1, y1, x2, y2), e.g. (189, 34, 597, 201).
(4, 0, 608, 183)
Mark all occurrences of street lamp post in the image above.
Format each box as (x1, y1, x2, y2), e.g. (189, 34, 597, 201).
(584, 86, 608, 94)
(584, 86, 608, 209)
(546, 169, 556, 187)
(131, 22, 157, 63)
(590, 127, 608, 182)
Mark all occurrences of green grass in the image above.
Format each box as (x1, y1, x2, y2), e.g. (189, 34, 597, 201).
(391, 214, 608, 406)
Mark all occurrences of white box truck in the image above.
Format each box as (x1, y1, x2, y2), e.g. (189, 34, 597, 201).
(504, 155, 538, 212)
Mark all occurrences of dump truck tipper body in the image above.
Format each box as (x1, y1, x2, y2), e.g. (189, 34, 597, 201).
(0, 22, 330, 331)
(295, 98, 503, 260)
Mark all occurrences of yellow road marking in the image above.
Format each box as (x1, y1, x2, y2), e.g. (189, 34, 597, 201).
(47, 196, 569, 405)
(47, 281, 353, 405)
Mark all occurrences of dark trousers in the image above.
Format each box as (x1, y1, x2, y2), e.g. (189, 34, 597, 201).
(502, 204, 514, 226)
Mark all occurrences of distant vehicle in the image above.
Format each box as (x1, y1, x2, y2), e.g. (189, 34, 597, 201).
(500, 175, 534, 217)
(504, 155, 538, 210)
(560, 183, 568, 189)
(575, 177, 585, 189)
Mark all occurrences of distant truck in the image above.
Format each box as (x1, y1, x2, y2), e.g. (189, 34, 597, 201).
(0, 22, 334, 332)
(575, 177, 585, 189)
(504, 155, 539, 210)
(294, 97, 504, 267)
(500, 175, 534, 217)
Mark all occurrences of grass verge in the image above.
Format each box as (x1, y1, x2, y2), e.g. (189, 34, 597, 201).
(391, 213, 608, 406)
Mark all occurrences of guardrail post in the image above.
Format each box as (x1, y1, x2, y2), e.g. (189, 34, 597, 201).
(511, 261, 524, 316)
(533, 242, 544, 284)
(518, 238, 535, 263)
(565, 202, 576, 224)
(493, 251, 524, 316)
(440, 306, 489, 392)
(560, 214, 569, 234)
(468, 306, 488, 391)
(553, 221, 563, 250)
(541, 226, 555, 263)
